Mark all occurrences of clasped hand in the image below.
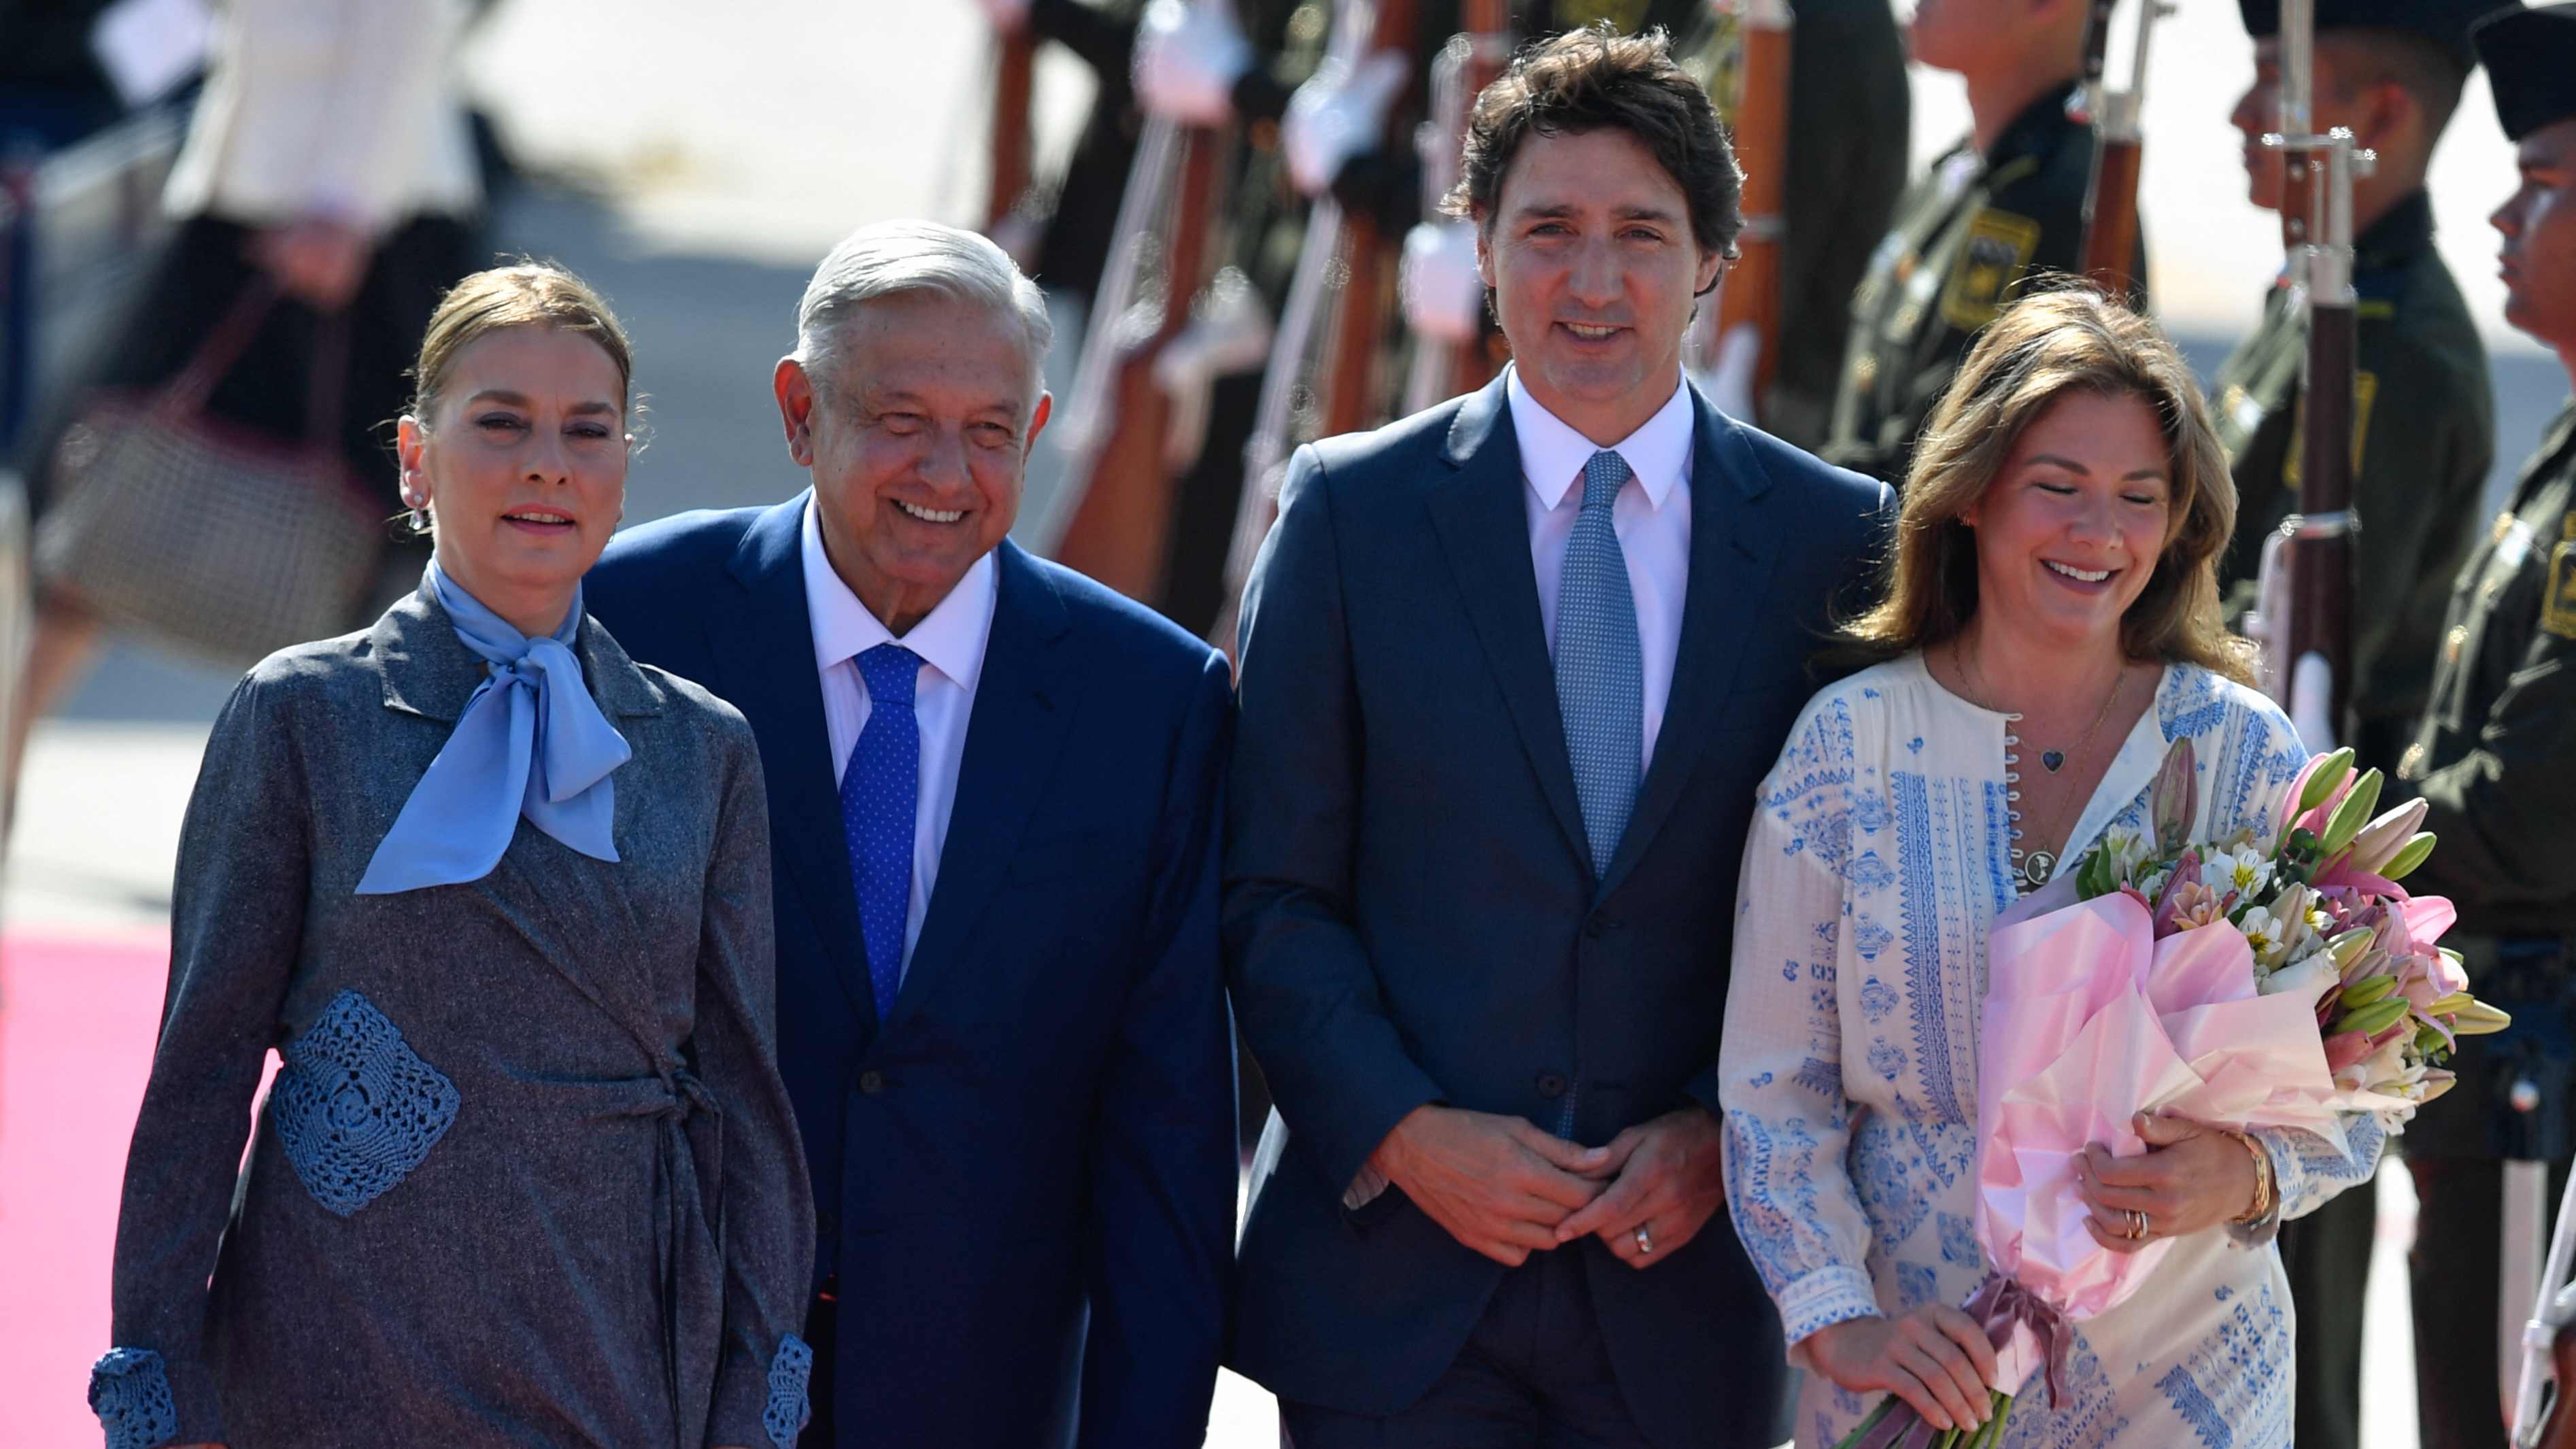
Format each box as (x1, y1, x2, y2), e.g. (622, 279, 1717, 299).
(1366, 1102, 1727, 1269)
(2073, 1111, 2263, 1253)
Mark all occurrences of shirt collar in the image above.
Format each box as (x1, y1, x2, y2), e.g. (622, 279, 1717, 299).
(800, 494, 997, 693)
(1505, 363, 1695, 513)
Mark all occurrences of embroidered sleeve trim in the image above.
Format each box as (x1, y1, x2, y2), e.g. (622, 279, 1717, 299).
(1778, 1264, 1883, 1347)
(763, 1333, 815, 1449)
(90, 1347, 179, 1449)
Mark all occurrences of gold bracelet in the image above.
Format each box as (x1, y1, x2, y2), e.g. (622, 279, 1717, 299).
(2224, 1129, 2275, 1224)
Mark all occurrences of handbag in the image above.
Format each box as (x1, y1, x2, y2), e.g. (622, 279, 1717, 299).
(35, 276, 388, 666)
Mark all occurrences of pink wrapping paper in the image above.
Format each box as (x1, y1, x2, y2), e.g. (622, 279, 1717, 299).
(1973, 886, 2348, 1356)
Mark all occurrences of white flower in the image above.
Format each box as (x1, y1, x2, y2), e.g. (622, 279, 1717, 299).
(2259, 951, 2339, 1005)
(2239, 906, 2287, 966)
(2218, 845, 2274, 900)
(2137, 868, 2172, 901)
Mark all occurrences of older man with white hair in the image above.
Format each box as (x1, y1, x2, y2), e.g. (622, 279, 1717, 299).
(586, 220, 1236, 1449)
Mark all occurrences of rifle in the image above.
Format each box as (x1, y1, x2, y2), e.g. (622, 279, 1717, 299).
(1399, 0, 1511, 415)
(1317, 0, 1419, 439)
(2247, 0, 2367, 756)
(1706, 0, 1791, 416)
(1210, 0, 1396, 651)
(989, 24, 1038, 233)
(1038, 4, 1235, 602)
(2071, 0, 2165, 298)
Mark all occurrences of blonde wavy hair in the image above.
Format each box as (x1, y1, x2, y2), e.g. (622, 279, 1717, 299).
(1842, 287, 2252, 683)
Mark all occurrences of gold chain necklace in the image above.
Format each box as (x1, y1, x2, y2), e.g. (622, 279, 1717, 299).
(1963, 638, 2128, 893)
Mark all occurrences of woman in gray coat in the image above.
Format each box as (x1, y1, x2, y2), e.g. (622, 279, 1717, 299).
(90, 265, 814, 1449)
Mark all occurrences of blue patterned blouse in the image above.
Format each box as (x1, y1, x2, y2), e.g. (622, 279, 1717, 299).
(1718, 654, 2386, 1449)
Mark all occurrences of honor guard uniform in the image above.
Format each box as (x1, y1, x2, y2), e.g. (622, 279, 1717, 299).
(2390, 7, 2576, 1444)
(1763, 0, 1912, 450)
(2208, 14, 2491, 1442)
(1823, 81, 2142, 483)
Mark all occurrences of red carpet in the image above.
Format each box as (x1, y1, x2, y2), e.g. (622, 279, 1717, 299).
(0, 928, 171, 1448)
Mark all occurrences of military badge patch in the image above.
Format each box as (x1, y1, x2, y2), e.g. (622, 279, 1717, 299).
(1939, 209, 2041, 332)
(2547, 515, 2576, 641)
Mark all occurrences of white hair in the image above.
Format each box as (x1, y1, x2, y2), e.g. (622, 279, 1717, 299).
(794, 219, 1052, 410)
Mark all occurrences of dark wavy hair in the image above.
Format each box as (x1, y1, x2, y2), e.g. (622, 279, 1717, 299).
(1444, 23, 1743, 265)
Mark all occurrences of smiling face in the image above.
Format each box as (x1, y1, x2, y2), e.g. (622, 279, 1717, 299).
(1961, 388, 2174, 652)
(1477, 126, 1723, 445)
(397, 324, 630, 638)
(2495, 118, 2576, 358)
(778, 291, 1049, 634)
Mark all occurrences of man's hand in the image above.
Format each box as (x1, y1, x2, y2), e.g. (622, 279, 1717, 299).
(1803, 1308, 2000, 1434)
(1551, 1104, 1728, 1269)
(1369, 1104, 1610, 1265)
(2075, 1112, 2262, 1253)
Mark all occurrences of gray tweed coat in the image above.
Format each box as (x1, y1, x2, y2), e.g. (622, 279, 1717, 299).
(103, 585, 814, 1448)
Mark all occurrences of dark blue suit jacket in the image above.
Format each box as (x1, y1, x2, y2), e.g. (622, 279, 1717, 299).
(1224, 379, 1893, 1449)
(588, 502, 1237, 1449)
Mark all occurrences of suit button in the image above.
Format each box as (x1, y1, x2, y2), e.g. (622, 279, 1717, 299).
(858, 1070, 885, 1095)
(1584, 916, 1619, 939)
(817, 1210, 837, 1237)
(1536, 1072, 1568, 1099)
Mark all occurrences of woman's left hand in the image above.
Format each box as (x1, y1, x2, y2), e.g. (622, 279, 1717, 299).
(2074, 1112, 2260, 1252)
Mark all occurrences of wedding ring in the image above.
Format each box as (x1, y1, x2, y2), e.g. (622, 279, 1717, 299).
(2126, 1208, 2150, 1241)
(1634, 1224, 1655, 1255)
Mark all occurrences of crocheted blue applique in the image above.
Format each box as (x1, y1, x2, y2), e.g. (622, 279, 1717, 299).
(271, 989, 460, 1216)
(764, 1333, 815, 1449)
(90, 1347, 177, 1449)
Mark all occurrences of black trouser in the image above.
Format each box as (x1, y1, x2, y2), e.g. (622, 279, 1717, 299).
(1278, 1247, 1657, 1449)
(2280, 1172, 2375, 1449)
(2411, 1157, 2573, 1449)
(89, 212, 473, 515)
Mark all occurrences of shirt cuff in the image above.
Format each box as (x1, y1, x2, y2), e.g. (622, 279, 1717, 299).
(1777, 1263, 1882, 1353)
(1343, 1161, 1391, 1211)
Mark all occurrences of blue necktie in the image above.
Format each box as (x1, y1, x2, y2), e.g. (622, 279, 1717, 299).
(1555, 450, 1644, 879)
(844, 645, 921, 1022)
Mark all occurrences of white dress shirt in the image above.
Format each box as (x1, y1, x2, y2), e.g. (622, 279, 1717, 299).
(802, 497, 998, 978)
(1507, 364, 1695, 766)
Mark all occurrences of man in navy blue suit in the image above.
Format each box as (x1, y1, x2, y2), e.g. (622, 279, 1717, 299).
(585, 220, 1236, 1449)
(1225, 29, 1895, 1449)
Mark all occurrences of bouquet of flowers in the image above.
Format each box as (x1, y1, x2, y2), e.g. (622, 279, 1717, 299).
(1834, 741, 2507, 1449)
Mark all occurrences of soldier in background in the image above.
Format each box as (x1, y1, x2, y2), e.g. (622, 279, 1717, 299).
(1763, 0, 1909, 449)
(2389, 5, 2576, 1445)
(2206, 11, 2493, 1446)
(1822, 0, 2139, 484)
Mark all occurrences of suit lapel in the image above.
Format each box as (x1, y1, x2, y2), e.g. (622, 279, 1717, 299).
(710, 495, 880, 1034)
(1425, 379, 1593, 874)
(1599, 388, 1784, 897)
(879, 541, 1075, 1038)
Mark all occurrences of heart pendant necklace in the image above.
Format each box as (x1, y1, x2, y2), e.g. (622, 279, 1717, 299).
(1963, 638, 2129, 892)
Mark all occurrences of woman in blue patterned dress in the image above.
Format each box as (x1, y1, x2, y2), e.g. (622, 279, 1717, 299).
(1718, 290, 2382, 1448)
(90, 266, 814, 1449)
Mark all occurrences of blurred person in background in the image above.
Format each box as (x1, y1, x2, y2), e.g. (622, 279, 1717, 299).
(2203, 7, 2495, 1446)
(11, 0, 481, 791)
(1823, 0, 2142, 484)
(0, 0, 127, 150)
(90, 263, 813, 1449)
(585, 220, 1236, 1449)
(2387, 6, 2576, 1446)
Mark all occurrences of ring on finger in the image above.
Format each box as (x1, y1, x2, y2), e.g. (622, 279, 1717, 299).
(2126, 1208, 2150, 1241)
(1634, 1223, 1655, 1255)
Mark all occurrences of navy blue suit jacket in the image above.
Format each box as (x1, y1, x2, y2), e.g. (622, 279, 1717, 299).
(1224, 379, 1894, 1449)
(588, 502, 1237, 1449)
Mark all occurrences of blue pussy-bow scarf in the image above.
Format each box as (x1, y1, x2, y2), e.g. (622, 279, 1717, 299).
(355, 560, 633, 894)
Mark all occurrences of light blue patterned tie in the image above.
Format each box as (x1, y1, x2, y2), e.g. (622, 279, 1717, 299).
(845, 645, 921, 1022)
(1554, 449, 1644, 879)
